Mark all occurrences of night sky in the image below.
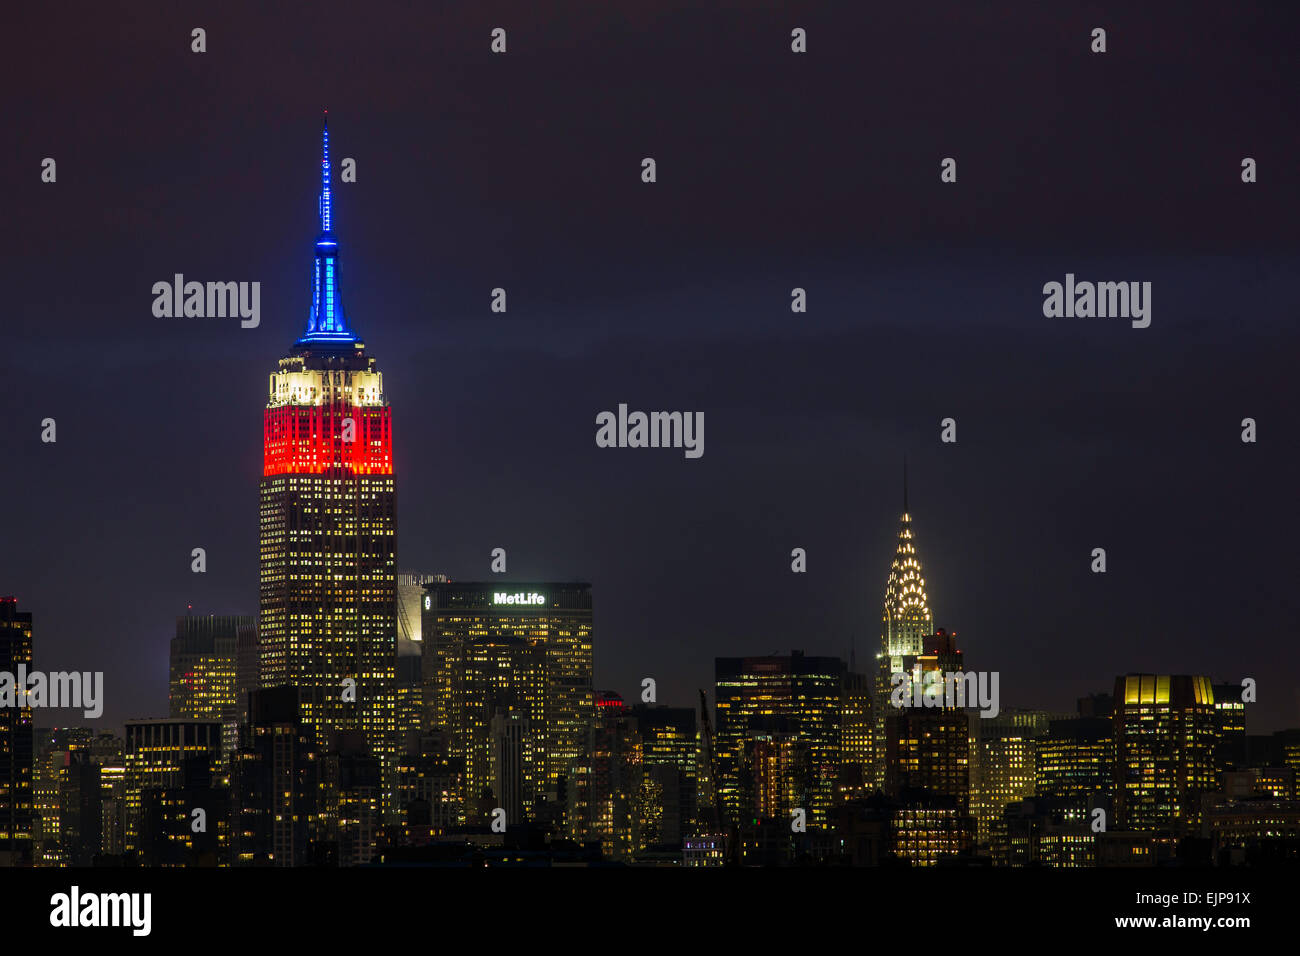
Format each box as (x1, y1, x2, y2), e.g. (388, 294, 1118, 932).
(5, 1, 1298, 733)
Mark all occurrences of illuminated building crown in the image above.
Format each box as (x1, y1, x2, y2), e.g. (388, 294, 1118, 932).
(884, 511, 931, 623)
(296, 111, 358, 347)
(882, 463, 932, 661)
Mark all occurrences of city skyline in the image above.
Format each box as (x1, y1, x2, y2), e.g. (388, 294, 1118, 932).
(5, 0, 1298, 861)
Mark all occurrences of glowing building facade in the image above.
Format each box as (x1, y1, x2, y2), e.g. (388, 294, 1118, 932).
(169, 614, 252, 761)
(970, 711, 1054, 847)
(1112, 674, 1217, 833)
(258, 115, 397, 803)
(420, 582, 594, 823)
(875, 480, 934, 785)
(714, 652, 845, 826)
(123, 719, 223, 856)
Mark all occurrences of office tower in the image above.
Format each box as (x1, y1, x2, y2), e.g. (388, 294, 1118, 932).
(1112, 674, 1217, 833)
(33, 727, 93, 866)
(970, 711, 1054, 848)
(991, 797, 1095, 868)
(1035, 716, 1113, 807)
(234, 622, 260, 726)
(329, 730, 382, 867)
(393, 731, 464, 842)
(714, 651, 845, 826)
(838, 668, 874, 801)
(884, 630, 971, 814)
(138, 755, 231, 867)
(891, 792, 976, 866)
(396, 573, 445, 645)
(393, 653, 423, 759)
(90, 734, 126, 857)
(0, 598, 34, 866)
(258, 114, 397, 803)
(885, 709, 971, 812)
(569, 694, 647, 860)
(123, 719, 224, 856)
(230, 686, 322, 867)
(58, 750, 102, 866)
(490, 708, 532, 826)
(453, 635, 546, 823)
(170, 614, 252, 760)
(421, 582, 594, 817)
(1204, 798, 1300, 866)
(393, 735, 464, 844)
(875, 480, 934, 787)
(1275, 729, 1300, 773)
(745, 730, 808, 821)
(630, 704, 698, 847)
(1212, 680, 1247, 771)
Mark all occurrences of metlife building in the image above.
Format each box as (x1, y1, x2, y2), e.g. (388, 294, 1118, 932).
(420, 581, 594, 806)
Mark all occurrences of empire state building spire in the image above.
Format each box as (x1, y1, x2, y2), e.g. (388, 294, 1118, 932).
(297, 111, 356, 346)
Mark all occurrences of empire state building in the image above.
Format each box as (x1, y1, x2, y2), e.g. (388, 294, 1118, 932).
(258, 114, 397, 793)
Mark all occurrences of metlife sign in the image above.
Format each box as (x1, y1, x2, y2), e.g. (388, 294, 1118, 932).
(494, 591, 546, 606)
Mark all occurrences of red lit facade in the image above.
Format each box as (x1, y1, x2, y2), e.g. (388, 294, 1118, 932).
(263, 402, 393, 477)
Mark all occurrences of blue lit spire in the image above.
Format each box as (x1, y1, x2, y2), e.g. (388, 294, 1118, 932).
(297, 111, 357, 346)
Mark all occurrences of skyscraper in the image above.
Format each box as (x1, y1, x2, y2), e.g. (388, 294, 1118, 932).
(970, 711, 1055, 847)
(230, 686, 323, 867)
(714, 651, 845, 826)
(1113, 674, 1217, 833)
(420, 581, 594, 820)
(875, 475, 934, 786)
(1035, 716, 1113, 807)
(630, 704, 699, 848)
(1212, 680, 1248, 771)
(123, 719, 224, 856)
(0, 598, 34, 867)
(170, 614, 252, 760)
(258, 114, 397, 802)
